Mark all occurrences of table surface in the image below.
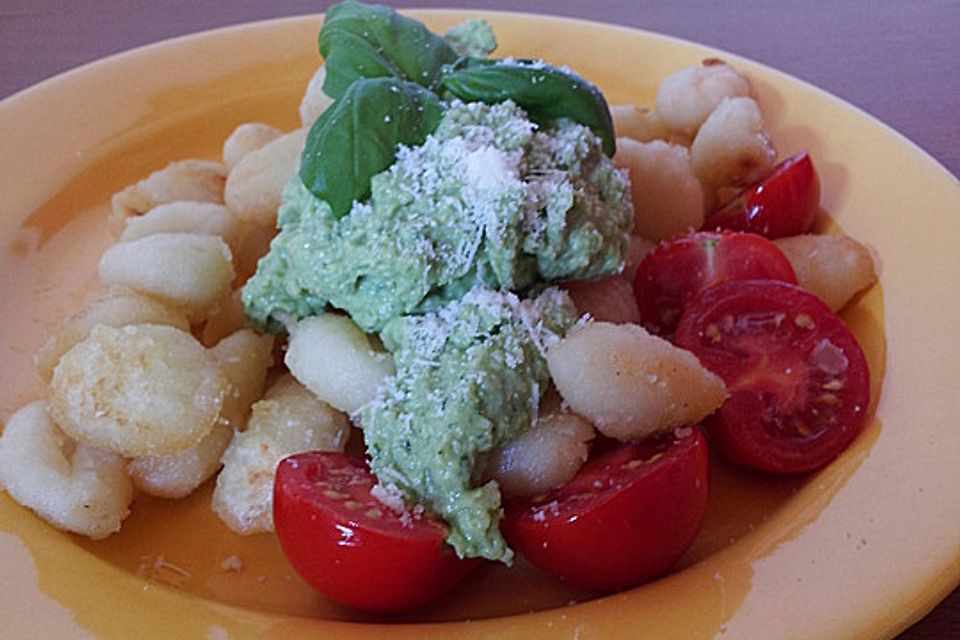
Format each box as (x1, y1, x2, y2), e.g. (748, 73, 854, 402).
(1, 1, 958, 638)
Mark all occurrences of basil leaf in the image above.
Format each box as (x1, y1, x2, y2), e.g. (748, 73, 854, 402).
(319, 0, 458, 99)
(441, 59, 616, 156)
(299, 77, 445, 218)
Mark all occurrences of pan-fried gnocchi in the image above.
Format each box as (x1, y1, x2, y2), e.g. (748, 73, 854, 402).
(0, 402, 133, 539)
(690, 96, 776, 209)
(99, 232, 234, 320)
(485, 412, 595, 498)
(34, 287, 190, 382)
(285, 314, 396, 415)
(546, 322, 727, 441)
(109, 159, 227, 234)
(299, 65, 334, 127)
(128, 423, 233, 499)
(119, 201, 243, 256)
(222, 123, 283, 170)
(775, 234, 878, 311)
(655, 60, 752, 137)
(210, 329, 275, 431)
(212, 375, 350, 534)
(616, 138, 704, 241)
(48, 324, 227, 457)
(224, 127, 308, 226)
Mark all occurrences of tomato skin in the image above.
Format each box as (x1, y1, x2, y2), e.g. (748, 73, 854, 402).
(633, 231, 797, 336)
(704, 152, 820, 239)
(675, 280, 870, 473)
(273, 452, 480, 613)
(501, 428, 709, 592)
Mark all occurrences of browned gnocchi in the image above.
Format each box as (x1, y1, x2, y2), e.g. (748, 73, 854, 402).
(546, 322, 727, 441)
(48, 324, 227, 457)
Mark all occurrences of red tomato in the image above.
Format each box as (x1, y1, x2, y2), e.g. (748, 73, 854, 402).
(501, 428, 709, 591)
(675, 280, 870, 473)
(273, 452, 480, 613)
(633, 231, 797, 336)
(704, 152, 820, 239)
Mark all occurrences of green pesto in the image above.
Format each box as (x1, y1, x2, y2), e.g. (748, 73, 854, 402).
(361, 288, 577, 563)
(243, 100, 631, 333)
(443, 19, 497, 58)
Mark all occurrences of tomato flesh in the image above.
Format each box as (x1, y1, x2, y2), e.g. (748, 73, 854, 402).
(501, 428, 709, 591)
(704, 152, 820, 239)
(273, 452, 479, 613)
(675, 280, 870, 473)
(633, 231, 797, 336)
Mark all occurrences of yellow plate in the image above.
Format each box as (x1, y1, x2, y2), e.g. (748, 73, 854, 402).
(1, 10, 958, 640)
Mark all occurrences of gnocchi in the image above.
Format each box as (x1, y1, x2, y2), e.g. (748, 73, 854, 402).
(224, 127, 308, 226)
(285, 314, 396, 415)
(299, 65, 335, 127)
(212, 375, 350, 534)
(655, 60, 752, 137)
(690, 96, 776, 210)
(34, 287, 190, 382)
(546, 322, 727, 441)
(222, 122, 283, 171)
(210, 328, 275, 431)
(99, 232, 234, 321)
(775, 234, 878, 311)
(48, 324, 227, 457)
(616, 138, 704, 241)
(485, 412, 595, 498)
(109, 159, 227, 234)
(128, 423, 233, 499)
(0, 401, 133, 539)
(119, 201, 242, 256)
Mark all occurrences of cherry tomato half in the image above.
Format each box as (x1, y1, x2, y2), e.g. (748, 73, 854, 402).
(704, 152, 820, 239)
(675, 280, 870, 473)
(501, 428, 709, 592)
(633, 231, 797, 336)
(273, 452, 480, 613)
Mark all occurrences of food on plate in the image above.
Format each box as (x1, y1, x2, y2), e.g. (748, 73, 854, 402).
(48, 324, 227, 457)
(615, 138, 705, 241)
(33, 287, 191, 382)
(109, 159, 227, 234)
(0, 402, 134, 539)
(242, 98, 630, 333)
(274, 451, 480, 612)
(633, 230, 798, 336)
(222, 122, 284, 170)
(705, 151, 821, 238)
(502, 427, 709, 591)
(363, 288, 576, 563)
(99, 232, 235, 320)
(483, 411, 595, 498)
(224, 128, 308, 226)
(546, 321, 726, 441)
(675, 280, 870, 473)
(690, 96, 776, 210)
(655, 60, 752, 137)
(213, 374, 350, 534)
(0, 0, 881, 615)
(775, 233, 878, 310)
(284, 313, 395, 414)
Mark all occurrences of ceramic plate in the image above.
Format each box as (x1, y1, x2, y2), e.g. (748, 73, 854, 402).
(1, 10, 958, 640)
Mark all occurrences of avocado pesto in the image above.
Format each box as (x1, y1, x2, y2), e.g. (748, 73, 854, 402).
(363, 288, 576, 562)
(244, 100, 631, 333)
(241, 3, 632, 563)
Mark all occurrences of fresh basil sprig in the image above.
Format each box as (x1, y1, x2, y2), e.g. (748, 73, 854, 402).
(299, 77, 445, 218)
(319, 0, 459, 99)
(441, 59, 616, 156)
